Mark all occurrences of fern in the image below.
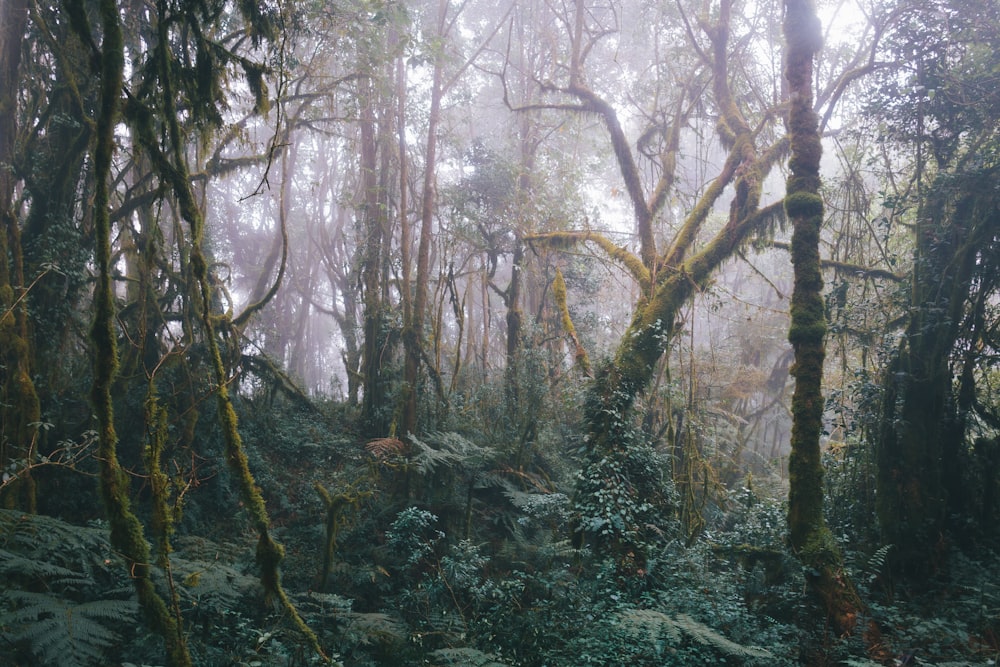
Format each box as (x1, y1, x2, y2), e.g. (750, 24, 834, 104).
(366, 437, 407, 460)
(293, 591, 406, 649)
(166, 554, 262, 614)
(619, 608, 682, 645)
(430, 647, 511, 666)
(0, 547, 91, 589)
(341, 611, 407, 646)
(409, 432, 493, 475)
(1, 590, 139, 667)
(409, 434, 465, 474)
(618, 609, 774, 662)
(866, 544, 893, 577)
(0, 509, 120, 593)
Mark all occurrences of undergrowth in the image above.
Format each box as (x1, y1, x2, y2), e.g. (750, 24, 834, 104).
(4, 396, 1000, 666)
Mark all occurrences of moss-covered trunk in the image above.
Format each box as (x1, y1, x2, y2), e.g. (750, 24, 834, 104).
(88, 2, 191, 663)
(783, 0, 859, 635)
(0, 0, 41, 513)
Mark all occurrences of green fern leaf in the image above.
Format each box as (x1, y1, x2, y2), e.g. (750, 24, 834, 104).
(1, 590, 139, 667)
(618, 609, 774, 662)
(430, 647, 511, 666)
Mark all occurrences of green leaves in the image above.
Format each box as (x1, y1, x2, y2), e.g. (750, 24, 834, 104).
(1, 593, 140, 667)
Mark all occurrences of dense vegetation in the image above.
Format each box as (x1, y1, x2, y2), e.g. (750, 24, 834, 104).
(2, 0, 999, 665)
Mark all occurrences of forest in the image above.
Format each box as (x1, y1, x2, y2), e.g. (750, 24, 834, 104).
(1, 0, 999, 664)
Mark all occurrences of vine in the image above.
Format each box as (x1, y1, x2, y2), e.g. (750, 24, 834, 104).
(87, 0, 191, 664)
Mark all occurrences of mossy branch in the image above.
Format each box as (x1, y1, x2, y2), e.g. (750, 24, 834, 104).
(552, 268, 592, 376)
(770, 241, 904, 282)
(526, 231, 650, 290)
(125, 4, 327, 660)
(89, 1, 191, 664)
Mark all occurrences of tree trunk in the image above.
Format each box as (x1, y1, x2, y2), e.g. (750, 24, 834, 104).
(876, 180, 988, 577)
(0, 0, 41, 513)
(783, 0, 860, 636)
(403, 0, 449, 438)
(359, 79, 393, 436)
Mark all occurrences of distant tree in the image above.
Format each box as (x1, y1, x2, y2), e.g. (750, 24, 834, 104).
(869, 0, 1000, 577)
(0, 0, 41, 513)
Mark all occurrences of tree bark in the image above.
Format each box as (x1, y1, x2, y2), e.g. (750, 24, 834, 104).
(783, 0, 860, 635)
(0, 0, 41, 512)
(403, 0, 449, 438)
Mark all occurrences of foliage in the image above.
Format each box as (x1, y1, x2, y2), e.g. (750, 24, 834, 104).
(0, 510, 139, 665)
(1, 592, 139, 667)
(573, 439, 679, 556)
(7, 0, 1000, 665)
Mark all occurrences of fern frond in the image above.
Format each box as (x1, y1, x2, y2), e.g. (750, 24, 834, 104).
(618, 609, 773, 661)
(165, 555, 261, 612)
(867, 544, 893, 575)
(0, 547, 87, 585)
(409, 435, 463, 474)
(430, 647, 511, 666)
(366, 437, 407, 460)
(673, 614, 773, 659)
(618, 608, 682, 644)
(0, 510, 118, 593)
(341, 611, 407, 645)
(1, 591, 139, 667)
(294, 590, 354, 613)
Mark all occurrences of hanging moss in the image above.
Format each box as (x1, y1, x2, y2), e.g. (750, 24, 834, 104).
(552, 268, 591, 375)
(132, 6, 325, 657)
(88, 1, 192, 664)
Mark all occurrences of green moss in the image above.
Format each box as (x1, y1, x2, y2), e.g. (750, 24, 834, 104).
(783, 0, 860, 634)
(784, 191, 824, 219)
(552, 269, 591, 374)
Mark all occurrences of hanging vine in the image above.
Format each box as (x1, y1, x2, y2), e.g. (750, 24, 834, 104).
(87, 0, 192, 664)
(119, 0, 325, 659)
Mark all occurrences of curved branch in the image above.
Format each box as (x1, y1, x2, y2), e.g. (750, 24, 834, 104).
(526, 230, 650, 290)
(770, 241, 904, 281)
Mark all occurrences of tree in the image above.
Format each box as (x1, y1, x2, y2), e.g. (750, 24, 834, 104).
(870, 0, 1000, 577)
(510, 0, 796, 555)
(783, 0, 860, 635)
(0, 0, 41, 513)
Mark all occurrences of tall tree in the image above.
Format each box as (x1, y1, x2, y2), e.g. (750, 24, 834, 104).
(402, 0, 450, 438)
(0, 0, 41, 512)
(783, 0, 860, 635)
